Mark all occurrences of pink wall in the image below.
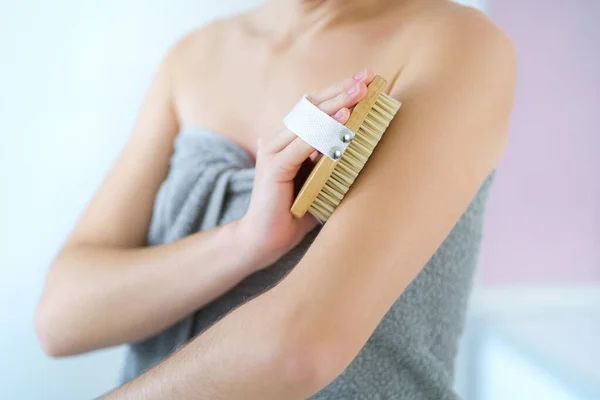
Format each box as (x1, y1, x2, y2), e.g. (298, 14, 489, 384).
(478, 0, 600, 284)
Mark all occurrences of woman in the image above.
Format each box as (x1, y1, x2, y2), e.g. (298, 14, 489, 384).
(36, 0, 515, 398)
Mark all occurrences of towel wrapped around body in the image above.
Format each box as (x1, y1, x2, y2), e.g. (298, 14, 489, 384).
(121, 126, 494, 400)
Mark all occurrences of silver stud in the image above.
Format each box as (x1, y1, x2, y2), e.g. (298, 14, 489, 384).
(331, 148, 342, 160)
(341, 132, 353, 143)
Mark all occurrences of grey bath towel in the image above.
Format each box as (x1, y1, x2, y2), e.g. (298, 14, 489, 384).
(121, 126, 494, 399)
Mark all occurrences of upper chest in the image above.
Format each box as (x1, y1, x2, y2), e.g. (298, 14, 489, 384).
(173, 23, 407, 153)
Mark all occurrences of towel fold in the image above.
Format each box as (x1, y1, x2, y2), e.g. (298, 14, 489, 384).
(148, 127, 255, 245)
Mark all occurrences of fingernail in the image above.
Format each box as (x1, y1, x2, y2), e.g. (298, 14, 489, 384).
(354, 70, 366, 81)
(334, 109, 344, 120)
(347, 85, 358, 94)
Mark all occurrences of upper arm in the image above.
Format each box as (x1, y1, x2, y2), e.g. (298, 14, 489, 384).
(65, 44, 182, 249)
(271, 10, 516, 373)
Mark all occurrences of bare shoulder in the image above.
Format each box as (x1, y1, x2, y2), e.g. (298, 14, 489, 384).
(434, 4, 516, 65)
(158, 15, 247, 122)
(397, 3, 516, 95)
(165, 18, 234, 74)
(383, 2, 517, 155)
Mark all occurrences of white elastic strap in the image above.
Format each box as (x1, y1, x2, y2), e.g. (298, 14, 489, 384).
(283, 95, 355, 160)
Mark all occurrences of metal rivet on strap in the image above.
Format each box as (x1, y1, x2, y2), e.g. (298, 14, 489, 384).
(341, 132, 353, 144)
(330, 147, 343, 160)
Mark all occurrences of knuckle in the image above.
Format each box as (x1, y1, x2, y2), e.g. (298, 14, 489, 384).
(275, 153, 298, 173)
(273, 162, 295, 180)
(260, 134, 280, 154)
(331, 79, 353, 95)
(277, 163, 294, 175)
(341, 78, 355, 89)
(310, 78, 354, 102)
(319, 92, 346, 112)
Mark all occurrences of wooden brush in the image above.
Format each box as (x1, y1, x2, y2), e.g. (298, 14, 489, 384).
(290, 75, 401, 223)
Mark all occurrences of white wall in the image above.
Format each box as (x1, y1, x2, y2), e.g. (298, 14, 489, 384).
(0, 1, 485, 398)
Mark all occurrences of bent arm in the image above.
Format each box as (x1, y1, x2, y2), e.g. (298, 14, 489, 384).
(37, 222, 261, 357)
(35, 40, 263, 357)
(101, 13, 516, 400)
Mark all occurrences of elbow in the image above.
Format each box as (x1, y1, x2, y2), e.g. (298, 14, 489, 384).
(268, 329, 350, 396)
(35, 298, 73, 358)
(252, 296, 355, 396)
(35, 262, 82, 358)
(36, 293, 107, 358)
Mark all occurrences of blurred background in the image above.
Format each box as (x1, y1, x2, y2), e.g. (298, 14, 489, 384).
(1, 0, 598, 399)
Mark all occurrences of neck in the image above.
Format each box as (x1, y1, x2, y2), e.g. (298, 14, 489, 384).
(286, 0, 397, 18)
(259, 0, 404, 39)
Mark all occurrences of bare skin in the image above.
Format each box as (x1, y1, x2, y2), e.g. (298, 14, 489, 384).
(36, 0, 516, 398)
(175, 0, 432, 152)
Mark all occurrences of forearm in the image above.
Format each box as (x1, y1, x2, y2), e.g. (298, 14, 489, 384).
(101, 289, 320, 400)
(36, 220, 263, 356)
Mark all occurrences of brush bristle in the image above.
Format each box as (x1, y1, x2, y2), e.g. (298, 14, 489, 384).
(309, 93, 401, 223)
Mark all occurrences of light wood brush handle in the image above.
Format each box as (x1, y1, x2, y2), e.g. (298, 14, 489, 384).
(290, 75, 388, 218)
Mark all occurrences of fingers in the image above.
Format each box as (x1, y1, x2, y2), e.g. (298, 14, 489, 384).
(263, 106, 350, 155)
(355, 68, 375, 86)
(309, 150, 322, 163)
(261, 68, 373, 156)
(309, 68, 374, 105)
(308, 78, 357, 105)
(262, 126, 297, 154)
(274, 107, 351, 174)
(275, 137, 317, 176)
(332, 107, 350, 124)
(316, 82, 367, 116)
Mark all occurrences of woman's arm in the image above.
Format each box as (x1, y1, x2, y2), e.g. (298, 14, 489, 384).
(34, 40, 264, 357)
(35, 34, 373, 356)
(101, 11, 516, 400)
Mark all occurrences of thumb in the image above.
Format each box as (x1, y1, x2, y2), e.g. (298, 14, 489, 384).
(274, 136, 316, 180)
